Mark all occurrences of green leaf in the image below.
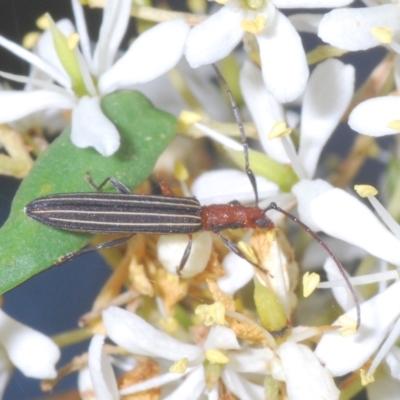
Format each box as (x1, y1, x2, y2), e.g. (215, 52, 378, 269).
(0, 91, 176, 294)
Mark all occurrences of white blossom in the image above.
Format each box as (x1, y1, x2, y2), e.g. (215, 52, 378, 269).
(319, 4, 400, 51)
(185, 0, 354, 103)
(101, 306, 269, 399)
(0, 0, 189, 156)
(0, 309, 60, 397)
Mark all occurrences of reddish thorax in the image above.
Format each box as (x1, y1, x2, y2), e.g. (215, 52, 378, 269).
(201, 204, 274, 232)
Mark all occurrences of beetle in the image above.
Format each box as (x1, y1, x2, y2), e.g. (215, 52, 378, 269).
(24, 65, 360, 327)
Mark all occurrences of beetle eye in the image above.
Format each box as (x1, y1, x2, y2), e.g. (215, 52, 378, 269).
(256, 218, 269, 228)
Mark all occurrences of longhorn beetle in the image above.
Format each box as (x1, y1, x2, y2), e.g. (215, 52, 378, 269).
(25, 65, 360, 328)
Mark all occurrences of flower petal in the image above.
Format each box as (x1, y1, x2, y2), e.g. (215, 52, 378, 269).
(299, 59, 355, 177)
(204, 325, 240, 350)
(293, 179, 400, 266)
(133, 74, 188, 116)
(0, 309, 60, 379)
(103, 307, 202, 361)
(92, 0, 132, 76)
(78, 367, 94, 400)
(277, 341, 339, 400)
(164, 367, 205, 400)
(228, 347, 274, 373)
(239, 61, 289, 163)
(185, 7, 243, 68)
(218, 252, 254, 294)
(348, 96, 400, 136)
(256, 10, 309, 103)
(157, 232, 212, 278)
(71, 0, 92, 67)
(0, 90, 74, 124)
(367, 375, 400, 400)
(318, 5, 400, 51)
(315, 280, 400, 376)
(292, 179, 333, 231)
(0, 346, 12, 399)
(324, 258, 362, 312)
(386, 346, 400, 380)
(120, 370, 192, 395)
(99, 19, 190, 94)
(222, 369, 264, 400)
(288, 14, 323, 34)
(71, 96, 120, 156)
(302, 236, 366, 271)
(178, 61, 232, 121)
(88, 335, 119, 400)
(0, 33, 70, 88)
(191, 169, 279, 205)
(275, 0, 353, 7)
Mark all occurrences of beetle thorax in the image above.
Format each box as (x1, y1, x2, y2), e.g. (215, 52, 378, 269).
(201, 204, 274, 232)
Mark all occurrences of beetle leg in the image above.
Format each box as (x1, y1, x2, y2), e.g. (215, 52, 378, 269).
(214, 232, 270, 276)
(86, 173, 131, 194)
(176, 234, 193, 276)
(158, 179, 176, 197)
(56, 235, 135, 266)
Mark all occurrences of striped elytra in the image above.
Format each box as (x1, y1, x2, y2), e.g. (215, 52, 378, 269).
(25, 192, 202, 234)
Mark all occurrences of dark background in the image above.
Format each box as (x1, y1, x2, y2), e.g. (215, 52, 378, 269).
(0, 0, 384, 399)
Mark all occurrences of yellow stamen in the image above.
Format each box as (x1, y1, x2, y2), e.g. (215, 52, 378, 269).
(174, 161, 189, 182)
(206, 349, 229, 364)
(370, 27, 393, 44)
(360, 369, 375, 386)
(387, 120, 400, 131)
(268, 121, 292, 139)
(178, 110, 202, 126)
(169, 358, 188, 373)
(67, 33, 80, 50)
(241, 15, 267, 35)
(87, 0, 106, 6)
(36, 13, 50, 30)
(354, 184, 378, 198)
(159, 317, 178, 335)
(195, 302, 226, 326)
(214, 0, 229, 4)
(338, 315, 357, 337)
(22, 32, 40, 49)
(302, 272, 320, 298)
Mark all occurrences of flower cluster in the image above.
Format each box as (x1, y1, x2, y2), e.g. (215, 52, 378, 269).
(1, 0, 400, 399)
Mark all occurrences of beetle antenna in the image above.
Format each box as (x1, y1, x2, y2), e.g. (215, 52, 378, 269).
(265, 202, 361, 329)
(212, 64, 259, 206)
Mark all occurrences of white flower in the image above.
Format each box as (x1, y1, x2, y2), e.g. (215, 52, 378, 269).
(185, 0, 352, 103)
(241, 57, 355, 166)
(98, 306, 270, 399)
(292, 179, 400, 267)
(318, 4, 400, 51)
(157, 232, 213, 278)
(96, 307, 340, 400)
(311, 194, 400, 385)
(318, 2, 400, 141)
(276, 340, 339, 400)
(0, 309, 60, 397)
(0, 0, 189, 156)
(315, 280, 400, 376)
(87, 335, 119, 400)
(348, 95, 400, 137)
